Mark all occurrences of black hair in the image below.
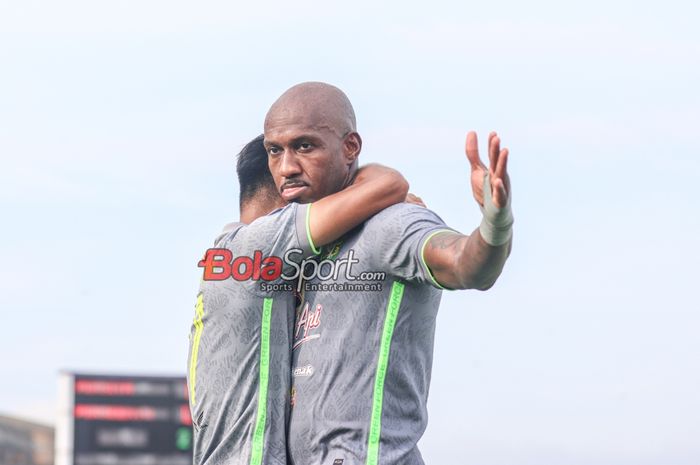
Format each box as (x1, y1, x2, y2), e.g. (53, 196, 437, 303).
(236, 134, 277, 208)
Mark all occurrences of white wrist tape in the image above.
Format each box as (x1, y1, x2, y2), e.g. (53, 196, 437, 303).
(479, 172, 514, 246)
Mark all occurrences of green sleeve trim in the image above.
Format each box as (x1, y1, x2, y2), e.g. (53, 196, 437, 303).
(420, 229, 455, 290)
(366, 281, 405, 465)
(249, 297, 274, 465)
(305, 204, 321, 255)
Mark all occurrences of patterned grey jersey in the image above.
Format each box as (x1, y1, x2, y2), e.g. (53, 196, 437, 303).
(187, 203, 313, 465)
(288, 203, 455, 465)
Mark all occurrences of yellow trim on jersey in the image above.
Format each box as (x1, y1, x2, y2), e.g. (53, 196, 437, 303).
(189, 293, 205, 405)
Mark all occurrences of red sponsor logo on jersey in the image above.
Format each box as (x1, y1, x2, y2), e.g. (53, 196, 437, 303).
(197, 249, 283, 281)
(198, 248, 365, 285)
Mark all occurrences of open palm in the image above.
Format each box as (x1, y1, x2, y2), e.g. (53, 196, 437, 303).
(466, 131, 510, 209)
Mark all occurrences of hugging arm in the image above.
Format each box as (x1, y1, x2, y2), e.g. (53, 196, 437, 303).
(308, 164, 409, 250)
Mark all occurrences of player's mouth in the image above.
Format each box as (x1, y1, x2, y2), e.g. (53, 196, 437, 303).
(281, 181, 309, 201)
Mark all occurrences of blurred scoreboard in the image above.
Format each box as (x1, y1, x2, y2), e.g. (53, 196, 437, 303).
(56, 372, 192, 465)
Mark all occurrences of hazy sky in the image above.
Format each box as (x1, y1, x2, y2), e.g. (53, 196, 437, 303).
(1, 1, 699, 463)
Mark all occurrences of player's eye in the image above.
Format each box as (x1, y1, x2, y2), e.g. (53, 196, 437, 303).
(297, 142, 313, 152)
(267, 146, 281, 156)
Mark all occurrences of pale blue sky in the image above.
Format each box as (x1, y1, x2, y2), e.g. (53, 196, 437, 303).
(1, 0, 699, 463)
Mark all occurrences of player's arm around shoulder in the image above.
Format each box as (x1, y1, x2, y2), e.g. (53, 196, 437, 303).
(423, 131, 514, 291)
(307, 163, 409, 249)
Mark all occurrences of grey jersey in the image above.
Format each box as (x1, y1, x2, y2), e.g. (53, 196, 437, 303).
(288, 203, 455, 465)
(187, 203, 313, 465)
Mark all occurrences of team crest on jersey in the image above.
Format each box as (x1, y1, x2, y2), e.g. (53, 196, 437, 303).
(293, 302, 322, 350)
(322, 239, 344, 260)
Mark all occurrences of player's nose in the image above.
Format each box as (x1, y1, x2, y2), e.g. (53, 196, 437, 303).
(278, 151, 302, 178)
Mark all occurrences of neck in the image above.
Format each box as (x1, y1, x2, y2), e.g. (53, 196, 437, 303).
(240, 197, 284, 224)
(240, 204, 270, 224)
(343, 163, 360, 189)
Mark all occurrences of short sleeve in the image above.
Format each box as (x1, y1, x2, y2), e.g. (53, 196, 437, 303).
(365, 204, 457, 289)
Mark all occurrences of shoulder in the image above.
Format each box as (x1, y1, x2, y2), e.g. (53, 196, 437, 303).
(213, 221, 244, 246)
(241, 203, 306, 233)
(221, 221, 244, 233)
(354, 203, 452, 254)
(365, 203, 447, 229)
(251, 203, 300, 225)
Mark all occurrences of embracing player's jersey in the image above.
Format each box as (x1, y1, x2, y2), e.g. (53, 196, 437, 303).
(288, 203, 455, 465)
(187, 203, 313, 465)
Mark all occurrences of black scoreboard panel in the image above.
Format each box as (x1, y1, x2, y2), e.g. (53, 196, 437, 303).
(70, 373, 192, 465)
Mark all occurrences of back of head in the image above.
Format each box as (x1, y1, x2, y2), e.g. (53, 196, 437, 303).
(236, 135, 282, 214)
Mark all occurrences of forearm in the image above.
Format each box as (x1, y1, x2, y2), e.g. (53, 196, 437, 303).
(309, 167, 409, 248)
(426, 130, 514, 290)
(454, 228, 511, 290)
(453, 167, 513, 289)
(424, 228, 511, 290)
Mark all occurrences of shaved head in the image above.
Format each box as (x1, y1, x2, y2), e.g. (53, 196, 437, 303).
(263, 82, 362, 203)
(264, 82, 356, 137)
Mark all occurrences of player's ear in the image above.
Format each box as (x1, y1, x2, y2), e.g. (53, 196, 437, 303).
(342, 132, 362, 166)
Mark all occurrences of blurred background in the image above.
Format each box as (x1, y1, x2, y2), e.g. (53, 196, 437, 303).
(1, 0, 699, 464)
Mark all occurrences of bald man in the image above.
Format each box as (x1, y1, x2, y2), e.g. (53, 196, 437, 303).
(188, 134, 409, 465)
(263, 82, 513, 465)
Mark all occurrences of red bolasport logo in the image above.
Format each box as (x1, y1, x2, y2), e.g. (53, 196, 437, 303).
(197, 248, 386, 292)
(198, 249, 286, 282)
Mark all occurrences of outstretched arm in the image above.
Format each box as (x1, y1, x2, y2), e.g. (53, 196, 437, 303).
(423, 132, 513, 290)
(308, 164, 409, 250)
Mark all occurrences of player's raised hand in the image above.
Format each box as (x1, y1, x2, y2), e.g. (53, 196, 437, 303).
(465, 131, 510, 209)
(421, 131, 514, 290)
